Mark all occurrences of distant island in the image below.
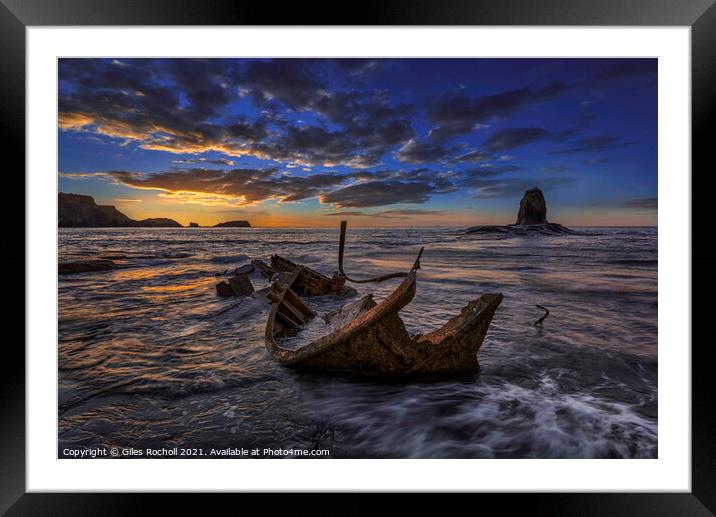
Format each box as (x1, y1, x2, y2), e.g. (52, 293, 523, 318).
(213, 220, 251, 228)
(59, 193, 182, 228)
(189, 221, 252, 228)
(465, 187, 575, 236)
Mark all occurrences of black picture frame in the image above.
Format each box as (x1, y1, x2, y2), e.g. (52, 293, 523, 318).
(2, 0, 713, 513)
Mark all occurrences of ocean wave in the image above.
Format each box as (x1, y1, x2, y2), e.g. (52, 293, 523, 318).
(307, 375, 657, 459)
(208, 254, 251, 264)
(58, 226, 658, 458)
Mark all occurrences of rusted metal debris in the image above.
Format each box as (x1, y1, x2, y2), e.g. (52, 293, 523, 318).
(534, 304, 550, 326)
(235, 264, 255, 275)
(266, 266, 317, 333)
(263, 221, 503, 376)
(254, 254, 346, 296)
(215, 271, 254, 297)
(251, 258, 274, 279)
(338, 221, 409, 283)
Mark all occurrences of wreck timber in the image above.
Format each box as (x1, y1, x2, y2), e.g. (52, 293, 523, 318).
(338, 221, 408, 283)
(267, 266, 317, 331)
(256, 255, 346, 295)
(263, 226, 503, 375)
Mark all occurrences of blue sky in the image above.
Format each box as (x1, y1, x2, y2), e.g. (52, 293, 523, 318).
(58, 58, 657, 227)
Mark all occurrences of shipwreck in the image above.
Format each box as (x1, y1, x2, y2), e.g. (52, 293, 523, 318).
(263, 221, 503, 376)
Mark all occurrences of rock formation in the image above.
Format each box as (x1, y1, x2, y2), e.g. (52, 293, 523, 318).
(59, 259, 115, 274)
(138, 218, 185, 228)
(213, 220, 251, 228)
(515, 187, 547, 225)
(189, 222, 200, 228)
(59, 193, 182, 228)
(465, 187, 574, 235)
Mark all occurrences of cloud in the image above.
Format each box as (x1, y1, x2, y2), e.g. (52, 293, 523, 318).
(542, 165, 569, 173)
(60, 171, 112, 179)
(165, 59, 241, 120)
(278, 173, 353, 202)
(556, 134, 631, 154)
(448, 149, 491, 164)
(458, 166, 521, 185)
(73, 167, 350, 207)
(393, 168, 458, 194)
(310, 89, 413, 128)
(58, 58, 416, 168)
(317, 168, 457, 208)
(619, 197, 657, 210)
(248, 119, 413, 168)
(377, 209, 446, 217)
(425, 82, 569, 141)
(323, 208, 445, 218)
(62, 166, 459, 209)
(466, 176, 575, 199)
(63, 159, 576, 211)
(241, 59, 324, 110)
(397, 131, 544, 165)
(171, 157, 236, 166)
(332, 59, 380, 76)
(319, 180, 438, 208)
(396, 139, 455, 164)
(483, 127, 550, 152)
(58, 59, 271, 158)
(323, 210, 372, 217)
(595, 60, 657, 82)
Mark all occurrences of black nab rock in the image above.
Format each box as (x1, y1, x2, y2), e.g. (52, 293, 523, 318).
(465, 187, 575, 236)
(516, 187, 548, 225)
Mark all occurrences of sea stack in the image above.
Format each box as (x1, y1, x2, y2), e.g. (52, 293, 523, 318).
(465, 187, 574, 235)
(515, 187, 548, 225)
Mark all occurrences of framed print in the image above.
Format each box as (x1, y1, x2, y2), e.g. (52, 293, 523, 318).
(2, 0, 714, 513)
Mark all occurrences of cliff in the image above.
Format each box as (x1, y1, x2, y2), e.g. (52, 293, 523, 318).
(213, 220, 251, 228)
(58, 193, 182, 228)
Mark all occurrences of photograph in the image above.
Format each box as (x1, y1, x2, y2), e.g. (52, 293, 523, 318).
(57, 57, 658, 460)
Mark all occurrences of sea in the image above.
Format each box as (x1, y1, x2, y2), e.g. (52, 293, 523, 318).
(58, 226, 657, 459)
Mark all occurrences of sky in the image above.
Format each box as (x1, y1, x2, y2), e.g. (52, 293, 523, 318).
(58, 58, 657, 227)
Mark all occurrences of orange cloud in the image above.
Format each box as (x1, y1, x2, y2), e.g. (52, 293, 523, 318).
(58, 112, 94, 130)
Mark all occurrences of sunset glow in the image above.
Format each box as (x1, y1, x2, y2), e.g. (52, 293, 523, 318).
(59, 58, 657, 227)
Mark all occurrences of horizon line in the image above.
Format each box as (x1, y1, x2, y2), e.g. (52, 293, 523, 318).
(59, 224, 658, 229)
